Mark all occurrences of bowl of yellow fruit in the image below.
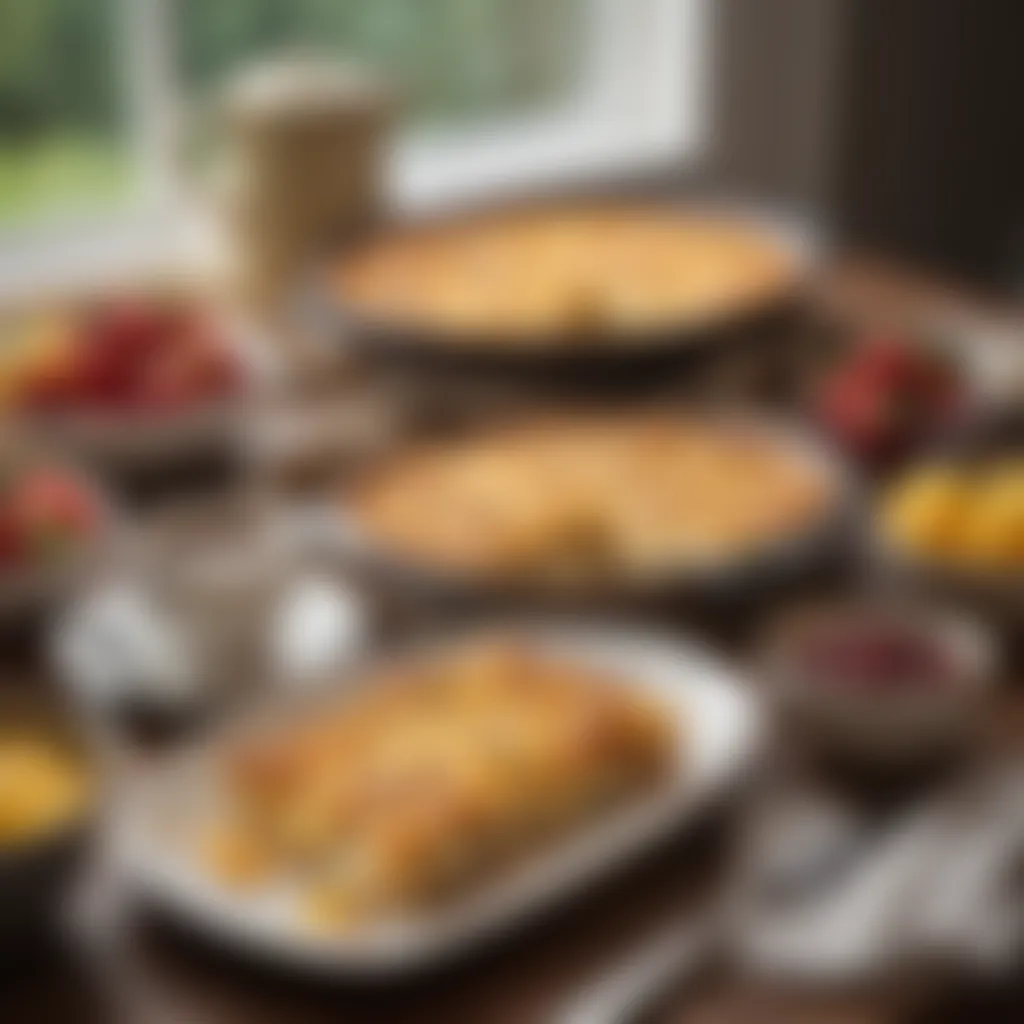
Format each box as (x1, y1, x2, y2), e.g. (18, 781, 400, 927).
(0, 690, 96, 945)
(878, 453, 1024, 617)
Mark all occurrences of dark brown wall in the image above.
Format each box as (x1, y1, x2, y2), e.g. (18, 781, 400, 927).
(832, 0, 1024, 288)
(707, 0, 1024, 291)
(707, 0, 845, 217)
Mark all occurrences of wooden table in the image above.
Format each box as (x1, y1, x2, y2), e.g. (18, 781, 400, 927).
(3, 261, 1023, 1024)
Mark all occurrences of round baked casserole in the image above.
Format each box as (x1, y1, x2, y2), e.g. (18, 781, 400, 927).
(337, 412, 846, 594)
(327, 204, 803, 357)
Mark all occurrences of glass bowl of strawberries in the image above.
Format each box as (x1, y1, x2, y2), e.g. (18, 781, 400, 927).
(0, 459, 112, 619)
(812, 328, 974, 470)
(7, 292, 259, 469)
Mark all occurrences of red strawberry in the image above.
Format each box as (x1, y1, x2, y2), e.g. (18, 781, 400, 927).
(133, 373, 194, 413)
(20, 354, 83, 411)
(86, 301, 167, 361)
(0, 507, 25, 567)
(133, 347, 202, 412)
(11, 470, 98, 556)
(817, 373, 895, 457)
(855, 336, 920, 387)
(916, 348, 963, 403)
(75, 301, 180, 402)
(187, 340, 239, 398)
(136, 331, 238, 411)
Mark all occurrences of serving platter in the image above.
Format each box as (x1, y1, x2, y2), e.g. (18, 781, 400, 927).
(118, 621, 763, 975)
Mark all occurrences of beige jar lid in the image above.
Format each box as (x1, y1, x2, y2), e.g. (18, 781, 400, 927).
(219, 56, 393, 137)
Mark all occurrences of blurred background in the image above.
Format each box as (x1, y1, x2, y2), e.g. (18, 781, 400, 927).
(0, 0, 1021, 297)
(1, 4, 1023, 1023)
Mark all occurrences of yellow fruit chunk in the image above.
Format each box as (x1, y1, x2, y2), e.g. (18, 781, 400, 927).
(958, 467, 1024, 567)
(882, 466, 968, 558)
(0, 734, 87, 846)
(0, 313, 73, 409)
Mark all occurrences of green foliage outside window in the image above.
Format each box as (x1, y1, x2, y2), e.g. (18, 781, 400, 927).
(0, 0, 582, 230)
(0, 0, 130, 228)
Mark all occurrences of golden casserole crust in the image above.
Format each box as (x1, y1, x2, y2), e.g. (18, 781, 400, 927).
(200, 641, 676, 930)
(347, 414, 833, 584)
(333, 206, 796, 344)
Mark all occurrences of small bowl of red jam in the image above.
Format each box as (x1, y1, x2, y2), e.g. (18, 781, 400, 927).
(763, 602, 996, 764)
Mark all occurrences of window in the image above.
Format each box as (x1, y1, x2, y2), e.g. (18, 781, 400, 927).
(0, 0, 135, 228)
(178, 0, 587, 128)
(0, 0, 707, 298)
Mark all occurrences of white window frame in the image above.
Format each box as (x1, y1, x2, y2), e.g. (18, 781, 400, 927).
(0, 0, 708, 303)
(394, 0, 708, 210)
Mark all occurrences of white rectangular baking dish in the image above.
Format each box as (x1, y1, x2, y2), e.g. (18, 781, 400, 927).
(118, 622, 763, 975)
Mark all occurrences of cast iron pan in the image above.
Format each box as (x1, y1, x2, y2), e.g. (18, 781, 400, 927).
(302, 197, 819, 382)
(313, 409, 860, 612)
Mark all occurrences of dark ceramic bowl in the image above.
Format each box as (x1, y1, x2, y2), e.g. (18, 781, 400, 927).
(762, 601, 996, 767)
(0, 690, 98, 947)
